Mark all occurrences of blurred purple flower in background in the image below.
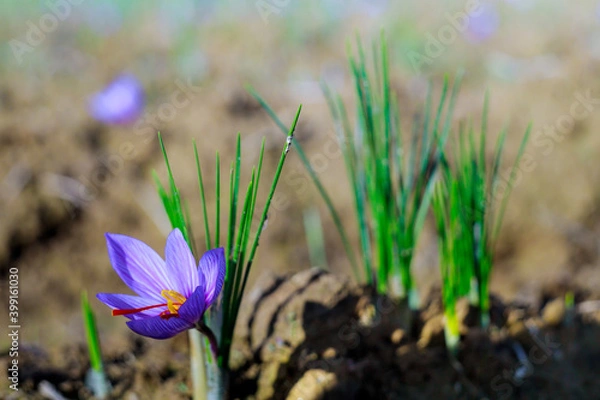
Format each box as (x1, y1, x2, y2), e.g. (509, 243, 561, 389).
(97, 228, 226, 340)
(466, 4, 500, 43)
(88, 74, 144, 125)
(354, 0, 389, 17)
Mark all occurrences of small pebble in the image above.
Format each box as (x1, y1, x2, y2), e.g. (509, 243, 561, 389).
(391, 329, 405, 345)
(418, 315, 445, 349)
(322, 347, 337, 359)
(395, 344, 412, 357)
(542, 298, 565, 327)
(358, 302, 376, 327)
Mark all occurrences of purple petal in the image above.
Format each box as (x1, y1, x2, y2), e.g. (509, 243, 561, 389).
(89, 74, 144, 125)
(165, 229, 200, 297)
(178, 286, 207, 324)
(198, 248, 226, 306)
(96, 293, 163, 320)
(466, 4, 499, 43)
(126, 315, 192, 339)
(105, 233, 173, 301)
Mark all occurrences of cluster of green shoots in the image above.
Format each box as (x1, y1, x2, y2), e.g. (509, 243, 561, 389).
(252, 36, 461, 309)
(251, 35, 530, 354)
(322, 38, 462, 308)
(432, 104, 530, 353)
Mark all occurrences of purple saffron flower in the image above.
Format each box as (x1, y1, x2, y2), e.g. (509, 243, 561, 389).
(466, 4, 500, 43)
(89, 74, 144, 125)
(97, 228, 225, 340)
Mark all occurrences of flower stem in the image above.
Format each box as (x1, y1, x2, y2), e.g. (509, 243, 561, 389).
(197, 323, 219, 361)
(188, 329, 208, 400)
(192, 325, 225, 399)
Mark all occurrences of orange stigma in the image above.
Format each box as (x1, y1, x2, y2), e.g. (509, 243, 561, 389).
(112, 290, 187, 319)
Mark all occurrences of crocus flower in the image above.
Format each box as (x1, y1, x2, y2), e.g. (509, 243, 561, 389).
(97, 228, 225, 340)
(465, 4, 500, 43)
(88, 74, 144, 125)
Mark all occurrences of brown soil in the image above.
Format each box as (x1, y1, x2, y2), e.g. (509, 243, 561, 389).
(3, 268, 599, 399)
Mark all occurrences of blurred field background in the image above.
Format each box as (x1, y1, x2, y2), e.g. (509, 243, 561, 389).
(1, 0, 600, 352)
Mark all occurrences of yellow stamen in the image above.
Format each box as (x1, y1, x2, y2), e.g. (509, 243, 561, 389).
(161, 289, 186, 315)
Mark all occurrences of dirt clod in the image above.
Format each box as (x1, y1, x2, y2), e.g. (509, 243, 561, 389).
(285, 369, 337, 400)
